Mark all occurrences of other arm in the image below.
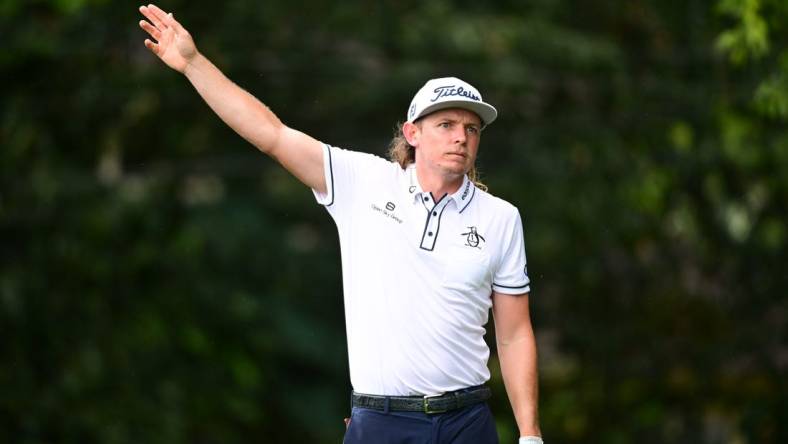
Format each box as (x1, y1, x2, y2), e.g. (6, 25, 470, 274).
(492, 291, 541, 440)
(138, 4, 325, 193)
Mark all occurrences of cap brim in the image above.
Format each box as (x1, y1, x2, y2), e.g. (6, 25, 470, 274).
(412, 100, 498, 128)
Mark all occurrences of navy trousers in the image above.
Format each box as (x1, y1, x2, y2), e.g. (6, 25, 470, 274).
(343, 402, 498, 444)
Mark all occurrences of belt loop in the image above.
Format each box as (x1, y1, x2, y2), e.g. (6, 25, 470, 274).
(383, 396, 390, 415)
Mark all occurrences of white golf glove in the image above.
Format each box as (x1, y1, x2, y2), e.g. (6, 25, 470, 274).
(519, 437, 543, 444)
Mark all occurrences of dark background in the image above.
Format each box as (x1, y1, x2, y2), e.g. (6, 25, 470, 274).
(2, 0, 787, 442)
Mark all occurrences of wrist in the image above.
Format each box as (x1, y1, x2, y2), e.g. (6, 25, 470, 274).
(182, 51, 205, 77)
(518, 424, 541, 438)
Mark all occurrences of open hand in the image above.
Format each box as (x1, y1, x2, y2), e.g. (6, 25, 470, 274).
(139, 4, 197, 73)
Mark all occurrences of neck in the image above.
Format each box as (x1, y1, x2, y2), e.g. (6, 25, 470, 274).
(415, 165, 464, 198)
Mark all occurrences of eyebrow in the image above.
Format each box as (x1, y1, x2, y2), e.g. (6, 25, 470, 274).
(439, 118, 481, 127)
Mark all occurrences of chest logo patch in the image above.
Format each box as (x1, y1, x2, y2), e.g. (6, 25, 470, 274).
(461, 226, 485, 249)
(371, 202, 403, 224)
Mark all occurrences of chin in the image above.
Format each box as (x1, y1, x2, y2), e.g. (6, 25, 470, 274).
(440, 166, 467, 178)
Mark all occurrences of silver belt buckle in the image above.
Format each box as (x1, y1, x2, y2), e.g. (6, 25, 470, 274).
(423, 392, 447, 414)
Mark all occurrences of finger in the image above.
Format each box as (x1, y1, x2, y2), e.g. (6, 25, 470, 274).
(146, 4, 188, 37)
(158, 9, 184, 34)
(141, 4, 167, 30)
(144, 38, 160, 55)
(139, 6, 165, 32)
(139, 20, 162, 41)
(146, 3, 171, 28)
(166, 12, 187, 34)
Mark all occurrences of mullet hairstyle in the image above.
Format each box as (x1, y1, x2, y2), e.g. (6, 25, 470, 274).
(386, 121, 488, 192)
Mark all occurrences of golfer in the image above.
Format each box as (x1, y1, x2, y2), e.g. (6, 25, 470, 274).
(139, 4, 542, 443)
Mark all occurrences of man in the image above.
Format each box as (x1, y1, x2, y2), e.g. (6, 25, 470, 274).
(138, 4, 542, 443)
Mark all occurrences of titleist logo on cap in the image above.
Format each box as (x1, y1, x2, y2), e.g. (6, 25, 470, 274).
(407, 77, 498, 127)
(430, 85, 481, 103)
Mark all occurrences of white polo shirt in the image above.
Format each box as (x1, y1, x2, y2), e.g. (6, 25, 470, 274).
(313, 145, 530, 396)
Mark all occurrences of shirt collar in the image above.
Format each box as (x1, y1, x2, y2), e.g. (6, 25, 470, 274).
(404, 164, 422, 200)
(404, 164, 477, 212)
(450, 175, 476, 213)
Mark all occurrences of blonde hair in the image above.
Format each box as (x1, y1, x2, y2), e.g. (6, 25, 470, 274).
(386, 122, 488, 192)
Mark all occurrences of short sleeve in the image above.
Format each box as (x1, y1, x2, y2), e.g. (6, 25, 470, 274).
(312, 144, 338, 206)
(492, 209, 530, 295)
(312, 144, 391, 221)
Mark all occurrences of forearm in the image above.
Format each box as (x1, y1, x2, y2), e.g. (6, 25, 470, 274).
(498, 328, 540, 437)
(183, 53, 283, 153)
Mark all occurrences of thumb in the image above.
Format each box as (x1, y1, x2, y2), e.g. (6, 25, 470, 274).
(166, 12, 187, 34)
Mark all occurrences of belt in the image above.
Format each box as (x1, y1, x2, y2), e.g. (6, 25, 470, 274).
(351, 386, 491, 414)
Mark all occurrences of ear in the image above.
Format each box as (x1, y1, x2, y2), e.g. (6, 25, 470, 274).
(403, 121, 420, 147)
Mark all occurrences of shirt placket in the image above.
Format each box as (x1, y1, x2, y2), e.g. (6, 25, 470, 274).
(418, 194, 451, 251)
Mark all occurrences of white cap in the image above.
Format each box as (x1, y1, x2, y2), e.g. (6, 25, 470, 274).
(406, 77, 498, 128)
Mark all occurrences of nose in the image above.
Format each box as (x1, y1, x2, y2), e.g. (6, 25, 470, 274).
(452, 126, 467, 144)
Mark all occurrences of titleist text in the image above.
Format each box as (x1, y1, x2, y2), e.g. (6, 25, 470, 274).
(430, 85, 480, 102)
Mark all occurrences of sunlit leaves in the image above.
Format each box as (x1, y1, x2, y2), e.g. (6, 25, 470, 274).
(716, 0, 770, 64)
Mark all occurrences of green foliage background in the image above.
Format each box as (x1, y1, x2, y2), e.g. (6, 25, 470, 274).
(2, 0, 786, 442)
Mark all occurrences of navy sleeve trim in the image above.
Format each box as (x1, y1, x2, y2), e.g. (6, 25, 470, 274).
(325, 144, 335, 207)
(492, 282, 529, 289)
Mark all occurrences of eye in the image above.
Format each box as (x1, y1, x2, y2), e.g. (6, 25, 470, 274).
(466, 126, 479, 134)
(439, 122, 451, 129)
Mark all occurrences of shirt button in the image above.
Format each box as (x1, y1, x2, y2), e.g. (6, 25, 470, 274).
(428, 232, 433, 236)
(432, 211, 437, 216)
(424, 196, 429, 202)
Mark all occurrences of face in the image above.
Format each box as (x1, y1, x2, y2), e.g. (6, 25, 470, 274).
(404, 108, 482, 182)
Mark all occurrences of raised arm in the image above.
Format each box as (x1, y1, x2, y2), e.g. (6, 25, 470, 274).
(138, 4, 325, 193)
(492, 291, 542, 441)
